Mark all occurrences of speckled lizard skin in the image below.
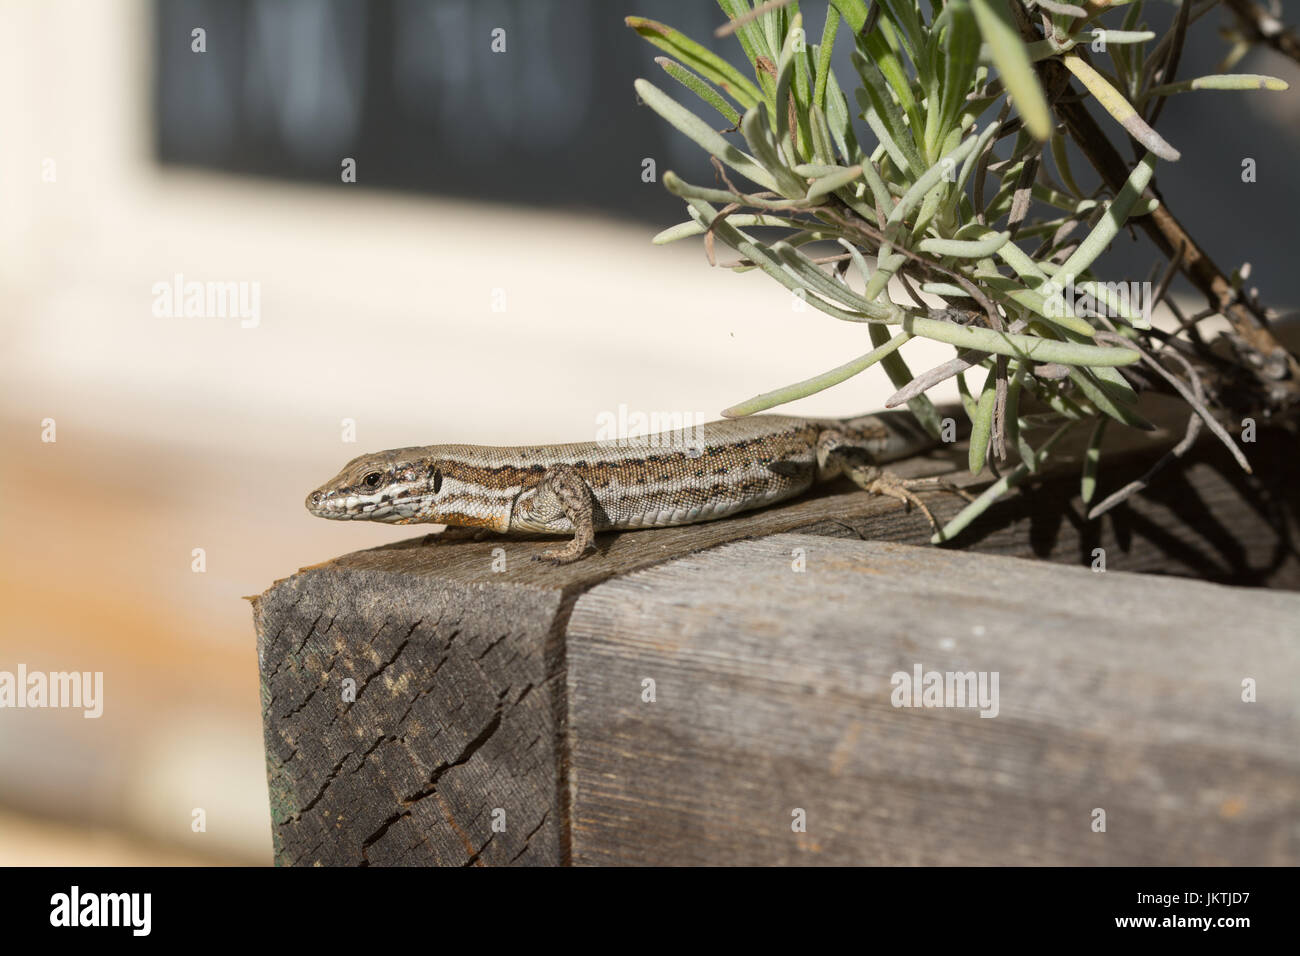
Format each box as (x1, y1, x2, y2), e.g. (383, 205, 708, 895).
(306, 411, 968, 563)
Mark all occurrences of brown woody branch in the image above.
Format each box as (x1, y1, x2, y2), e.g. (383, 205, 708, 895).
(1224, 0, 1300, 65)
(1011, 2, 1300, 416)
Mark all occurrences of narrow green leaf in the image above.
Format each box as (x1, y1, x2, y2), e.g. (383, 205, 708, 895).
(1029, 182, 1099, 214)
(920, 282, 972, 298)
(1018, 372, 1093, 421)
(627, 16, 762, 108)
(772, 241, 890, 314)
(655, 57, 741, 126)
(860, 30, 926, 157)
(1066, 366, 1154, 429)
(940, 117, 1002, 219)
(933, 421, 1075, 542)
(662, 170, 811, 208)
(721, 332, 913, 417)
(968, 367, 998, 475)
(813, 6, 840, 109)
(886, 133, 981, 227)
(793, 162, 846, 176)
(1073, 279, 1152, 330)
(716, 0, 777, 66)
(991, 241, 1098, 336)
(1056, 151, 1159, 282)
(773, 13, 803, 151)
(956, 370, 979, 421)
(869, 321, 944, 439)
(1081, 416, 1108, 504)
(824, 68, 862, 163)
(855, 87, 914, 177)
(1092, 30, 1157, 44)
(807, 105, 838, 165)
(760, 1, 783, 64)
(718, 2, 777, 106)
(977, 274, 1096, 337)
(636, 80, 778, 191)
(1063, 52, 1179, 160)
(877, 0, 927, 66)
(652, 212, 823, 244)
(938, 1, 981, 146)
(903, 316, 1142, 366)
(970, 0, 1052, 140)
(828, 0, 869, 33)
(686, 198, 899, 322)
(916, 231, 1010, 257)
(806, 164, 864, 200)
(1147, 73, 1290, 97)
(1049, 129, 1084, 199)
(852, 50, 926, 176)
(740, 106, 811, 196)
(1049, 323, 1142, 405)
(791, 20, 815, 158)
(1005, 362, 1024, 448)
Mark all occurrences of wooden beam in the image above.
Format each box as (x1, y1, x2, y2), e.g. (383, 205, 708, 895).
(566, 536, 1300, 865)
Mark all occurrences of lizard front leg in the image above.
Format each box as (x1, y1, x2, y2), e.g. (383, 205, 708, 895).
(524, 464, 598, 564)
(817, 429, 974, 532)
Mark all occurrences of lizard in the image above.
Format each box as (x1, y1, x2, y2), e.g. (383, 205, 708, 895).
(304, 411, 973, 564)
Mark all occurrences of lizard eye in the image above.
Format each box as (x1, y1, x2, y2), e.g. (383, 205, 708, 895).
(362, 472, 382, 488)
(432, 468, 443, 494)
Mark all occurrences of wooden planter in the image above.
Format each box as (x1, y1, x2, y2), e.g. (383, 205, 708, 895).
(251, 399, 1300, 865)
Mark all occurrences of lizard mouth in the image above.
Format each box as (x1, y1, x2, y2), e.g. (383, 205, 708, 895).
(305, 488, 418, 522)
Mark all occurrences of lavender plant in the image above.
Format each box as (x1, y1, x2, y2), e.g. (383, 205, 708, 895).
(629, 0, 1296, 541)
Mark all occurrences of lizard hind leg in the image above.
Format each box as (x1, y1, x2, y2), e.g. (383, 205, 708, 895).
(820, 432, 974, 533)
(528, 464, 598, 564)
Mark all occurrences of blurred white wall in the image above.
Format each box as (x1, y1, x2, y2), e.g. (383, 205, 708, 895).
(0, 0, 965, 864)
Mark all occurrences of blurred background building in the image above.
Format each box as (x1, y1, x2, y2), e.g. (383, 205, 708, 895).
(1, 0, 1296, 864)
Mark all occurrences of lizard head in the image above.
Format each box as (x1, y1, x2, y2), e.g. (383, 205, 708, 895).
(305, 448, 445, 523)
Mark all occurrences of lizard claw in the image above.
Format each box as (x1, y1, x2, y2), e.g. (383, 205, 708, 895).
(861, 470, 974, 533)
(534, 540, 592, 564)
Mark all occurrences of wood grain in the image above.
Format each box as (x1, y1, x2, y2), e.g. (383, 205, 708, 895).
(565, 535, 1300, 865)
(253, 564, 565, 865)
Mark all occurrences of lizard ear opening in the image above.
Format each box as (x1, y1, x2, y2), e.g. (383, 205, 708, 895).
(432, 467, 443, 494)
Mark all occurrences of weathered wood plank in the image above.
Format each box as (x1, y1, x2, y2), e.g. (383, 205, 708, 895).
(253, 564, 568, 865)
(565, 535, 1300, 865)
